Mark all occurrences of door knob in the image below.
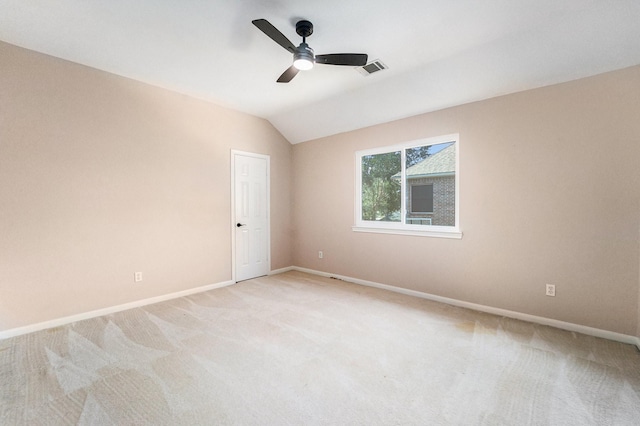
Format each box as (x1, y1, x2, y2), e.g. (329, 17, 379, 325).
(236, 223, 247, 227)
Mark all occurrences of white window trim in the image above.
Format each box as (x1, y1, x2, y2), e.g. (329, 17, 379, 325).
(353, 133, 462, 239)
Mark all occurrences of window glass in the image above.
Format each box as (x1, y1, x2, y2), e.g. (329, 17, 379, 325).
(404, 142, 455, 226)
(361, 151, 401, 222)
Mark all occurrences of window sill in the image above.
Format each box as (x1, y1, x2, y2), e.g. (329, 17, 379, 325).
(352, 225, 463, 239)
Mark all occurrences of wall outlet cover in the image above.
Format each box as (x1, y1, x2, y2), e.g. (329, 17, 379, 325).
(545, 284, 555, 297)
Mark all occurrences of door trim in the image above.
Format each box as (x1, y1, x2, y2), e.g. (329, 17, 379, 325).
(230, 150, 271, 283)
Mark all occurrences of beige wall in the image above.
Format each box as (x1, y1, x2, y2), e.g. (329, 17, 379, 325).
(292, 66, 640, 336)
(0, 41, 292, 332)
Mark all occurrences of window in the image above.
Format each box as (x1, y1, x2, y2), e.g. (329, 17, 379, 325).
(410, 184, 433, 213)
(354, 134, 461, 239)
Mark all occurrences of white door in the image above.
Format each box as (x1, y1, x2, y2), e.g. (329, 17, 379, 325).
(233, 152, 270, 282)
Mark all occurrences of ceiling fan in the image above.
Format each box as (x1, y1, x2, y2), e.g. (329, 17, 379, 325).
(252, 18, 368, 83)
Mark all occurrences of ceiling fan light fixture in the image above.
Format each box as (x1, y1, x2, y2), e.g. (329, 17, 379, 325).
(293, 44, 314, 70)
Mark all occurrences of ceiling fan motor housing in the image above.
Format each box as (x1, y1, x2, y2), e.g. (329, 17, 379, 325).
(295, 43, 314, 60)
(294, 43, 314, 69)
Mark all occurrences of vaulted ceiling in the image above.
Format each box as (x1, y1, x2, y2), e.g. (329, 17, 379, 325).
(2, 1, 640, 144)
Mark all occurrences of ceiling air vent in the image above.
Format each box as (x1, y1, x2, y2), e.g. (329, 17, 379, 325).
(357, 60, 388, 76)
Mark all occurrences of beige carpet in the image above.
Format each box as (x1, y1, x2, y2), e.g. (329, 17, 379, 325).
(1, 270, 639, 425)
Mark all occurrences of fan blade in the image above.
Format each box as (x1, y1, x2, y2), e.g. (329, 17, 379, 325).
(315, 53, 368, 66)
(252, 19, 296, 54)
(277, 65, 299, 83)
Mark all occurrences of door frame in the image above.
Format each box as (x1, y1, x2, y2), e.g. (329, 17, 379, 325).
(230, 150, 271, 283)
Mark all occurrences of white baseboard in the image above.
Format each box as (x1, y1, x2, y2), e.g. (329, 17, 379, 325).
(291, 266, 640, 350)
(0, 280, 235, 340)
(269, 266, 294, 275)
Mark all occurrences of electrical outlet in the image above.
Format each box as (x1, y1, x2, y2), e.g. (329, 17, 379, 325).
(134, 272, 143, 282)
(545, 284, 555, 297)
(318, 251, 323, 259)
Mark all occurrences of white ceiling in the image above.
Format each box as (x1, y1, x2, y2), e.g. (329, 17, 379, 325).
(2, 1, 640, 144)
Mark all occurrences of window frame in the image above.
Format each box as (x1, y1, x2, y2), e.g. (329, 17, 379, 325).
(353, 133, 462, 239)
